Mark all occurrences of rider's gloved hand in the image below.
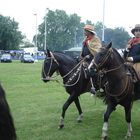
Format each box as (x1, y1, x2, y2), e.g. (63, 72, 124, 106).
(85, 55, 91, 60)
(127, 57, 133, 62)
(125, 48, 130, 52)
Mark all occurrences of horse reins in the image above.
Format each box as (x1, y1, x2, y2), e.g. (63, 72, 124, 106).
(64, 63, 83, 87)
(42, 53, 59, 81)
(93, 48, 113, 70)
(42, 53, 87, 87)
(93, 48, 124, 74)
(105, 74, 131, 97)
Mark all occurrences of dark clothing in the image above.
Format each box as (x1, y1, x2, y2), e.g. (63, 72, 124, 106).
(81, 45, 93, 63)
(124, 37, 140, 63)
(81, 45, 91, 57)
(128, 43, 140, 63)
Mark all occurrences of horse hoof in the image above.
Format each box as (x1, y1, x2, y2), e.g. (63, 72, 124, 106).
(124, 135, 131, 139)
(58, 124, 64, 129)
(77, 119, 82, 123)
(90, 88, 96, 95)
(101, 136, 108, 140)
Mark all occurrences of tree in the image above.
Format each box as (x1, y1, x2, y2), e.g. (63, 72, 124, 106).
(35, 9, 131, 51)
(20, 38, 34, 48)
(101, 27, 130, 48)
(37, 9, 83, 51)
(94, 21, 106, 40)
(112, 27, 130, 48)
(0, 15, 24, 50)
(92, 22, 131, 48)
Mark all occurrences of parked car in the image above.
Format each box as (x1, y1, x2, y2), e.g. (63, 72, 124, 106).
(20, 54, 35, 63)
(0, 54, 12, 63)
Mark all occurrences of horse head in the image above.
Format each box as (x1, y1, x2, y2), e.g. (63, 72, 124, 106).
(42, 49, 78, 83)
(42, 49, 59, 82)
(93, 42, 124, 71)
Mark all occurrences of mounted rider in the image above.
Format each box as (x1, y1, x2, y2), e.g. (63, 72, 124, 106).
(81, 24, 102, 60)
(81, 24, 102, 94)
(124, 24, 140, 80)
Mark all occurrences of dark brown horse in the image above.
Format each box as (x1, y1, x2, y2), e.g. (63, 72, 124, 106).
(0, 84, 17, 140)
(41, 49, 105, 129)
(93, 42, 140, 140)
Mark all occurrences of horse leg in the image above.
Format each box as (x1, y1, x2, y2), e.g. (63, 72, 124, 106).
(101, 103, 116, 140)
(59, 93, 78, 129)
(124, 104, 133, 139)
(74, 97, 83, 123)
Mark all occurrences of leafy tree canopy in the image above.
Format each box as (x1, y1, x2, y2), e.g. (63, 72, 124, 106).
(37, 9, 83, 51)
(36, 9, 131, 51)
(0, 10, 131, 51)
(0, 15, 24, 50)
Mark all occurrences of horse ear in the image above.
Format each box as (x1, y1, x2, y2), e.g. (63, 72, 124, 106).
(44, 49, 51, 57)
(106, 42, 112, 49)
(44, 51, 47, 56)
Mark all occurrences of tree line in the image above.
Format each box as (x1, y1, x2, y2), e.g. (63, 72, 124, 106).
(0, 9, 131, 51)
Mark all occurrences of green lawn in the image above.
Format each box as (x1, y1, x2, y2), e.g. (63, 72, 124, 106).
(0, 60, 140, 140)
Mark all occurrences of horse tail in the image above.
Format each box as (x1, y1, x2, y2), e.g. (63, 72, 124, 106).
(0, 84, 17, 140)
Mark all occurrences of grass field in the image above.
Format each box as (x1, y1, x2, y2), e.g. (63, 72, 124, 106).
(0, 60, 140, 140)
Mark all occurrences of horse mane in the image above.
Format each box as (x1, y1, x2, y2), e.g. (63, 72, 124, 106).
(53, 52, 78, 66)
(112, 48, 124, 63)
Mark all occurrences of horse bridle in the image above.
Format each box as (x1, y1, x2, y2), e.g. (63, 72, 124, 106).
(42, 52, 83, 85)
(42, 53, 89, 87)
(42, 54, 59, 81)
(93, 48, 124, 74)
(93, 48, 113, 71)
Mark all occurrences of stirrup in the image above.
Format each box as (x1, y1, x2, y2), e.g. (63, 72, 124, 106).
(126, 72, 131, 76)
(99, 88, 104, 93)
(90, 87, 96, 95)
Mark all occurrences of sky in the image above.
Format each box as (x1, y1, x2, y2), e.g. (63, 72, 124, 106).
(0, 0, 140, 42)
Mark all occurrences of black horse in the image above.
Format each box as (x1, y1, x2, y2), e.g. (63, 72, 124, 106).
(41, 49, 104, 129)
(93, 42, 140, 140)
(0, 84, 17, 140)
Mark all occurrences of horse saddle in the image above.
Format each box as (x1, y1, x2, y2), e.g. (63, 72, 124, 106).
(133, 63, 140, 80)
